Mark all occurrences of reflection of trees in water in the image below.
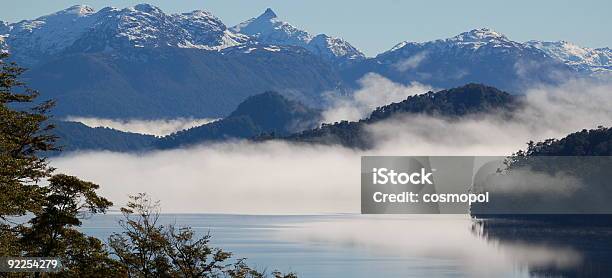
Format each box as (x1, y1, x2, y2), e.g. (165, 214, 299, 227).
(471, 215, 612, 278)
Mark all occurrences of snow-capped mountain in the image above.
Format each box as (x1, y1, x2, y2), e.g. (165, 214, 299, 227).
(0, 37, 7, 54)
(526, 40, 611, 73)
(3, 5, 364, 67)
(2, 4, 609, 119)
(0, 21, 7, 53)
(173, 10, 248, 49)
(0, 21, 9, 34)
(232, 8, 310, 48)
(381, 28, 536, 57)
(6, 5, 101, 64)
(67, 4, 248, 53)
(231, 8, 365, 65)
(3, 4, 248, 65)
(341, 28, 576, 92)
(0, 4, 344, 119)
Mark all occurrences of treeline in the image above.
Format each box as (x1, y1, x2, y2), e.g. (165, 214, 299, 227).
(505, 126, 612, 182)
(515, 126, 612, 156)
(471, 126, 612, 215)
(273, 83, 519, 149)
(53, 121, 155, 153)
(368, 83, 519, 121)
(0, 53, 295, 277)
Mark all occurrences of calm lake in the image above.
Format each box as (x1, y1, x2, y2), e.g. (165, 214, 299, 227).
(81, 214, 612, 278)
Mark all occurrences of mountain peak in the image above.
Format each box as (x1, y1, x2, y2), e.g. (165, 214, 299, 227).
(183, 9, 215, 18)
(383, 28, 512, 55)
(261, 8, 278, 19)
(131, 3, 163, 14)
(53, 4, 95, 17)
(230, 8, 364, 63)
(453, 28, 508, 42)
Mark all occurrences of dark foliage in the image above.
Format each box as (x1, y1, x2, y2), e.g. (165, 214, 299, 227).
(0, 52, 57, 218)
(368, 83, 519, 121)
(472, 127, 612, 215)
(277, 83, 518, 149)
(109, 193, 297, 278)
(514, 126, 612, 157)
(53, 121, 155, 153)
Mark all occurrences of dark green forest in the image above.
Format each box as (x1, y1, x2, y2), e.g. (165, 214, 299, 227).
(515, 126, 612, 156)
(275, 83, 520, 148)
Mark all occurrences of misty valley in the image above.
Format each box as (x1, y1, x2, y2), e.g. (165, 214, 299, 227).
(1, 2, 612, 278)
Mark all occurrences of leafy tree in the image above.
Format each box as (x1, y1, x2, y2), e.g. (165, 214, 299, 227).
(109, 193, 172, 277)
(0, 53, 121, 276)
(21, 175, 112, 257)
(110, 193, 297, 278)
(0, 52, 57, 220)
(1, 52, 58, 260)
(19, 174, 122, 277)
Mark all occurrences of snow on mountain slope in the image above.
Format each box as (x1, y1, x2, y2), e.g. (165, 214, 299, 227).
(3, 4, 249, 65)
(0, 21, 9, 34)
(232, 8, 311, 46)
(231, 8, 365, 64)
(341, 28, 575, 92)
(380, 28, 610, 75)
(6, 5, 101, 64)
(382, 28, 528, 56)
(0, 21, 7, 53)
(68, 4, 249, 53)
(308, 34, 365, 63)
(0, 37, 7, 54)
(173, 10, 248, 49)
(3, 4, 608, 77)
(526, 40, 611, 73)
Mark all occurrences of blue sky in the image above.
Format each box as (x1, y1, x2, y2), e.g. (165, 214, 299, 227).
(2, 0, 610, 56)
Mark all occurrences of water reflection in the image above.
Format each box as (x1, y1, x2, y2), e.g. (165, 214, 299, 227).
(473, 215, 612, 278)
(80, 214, 612, 277)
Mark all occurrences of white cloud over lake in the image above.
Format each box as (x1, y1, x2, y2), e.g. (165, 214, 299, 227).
(52, 77, 612, 214)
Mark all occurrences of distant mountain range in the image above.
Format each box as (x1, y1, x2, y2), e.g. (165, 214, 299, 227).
(340, 28, 610, 92)
(0, 4, 360, 67)
(1, 4, 610, 120)
(1, 4, 346, 118)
